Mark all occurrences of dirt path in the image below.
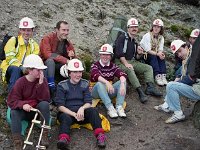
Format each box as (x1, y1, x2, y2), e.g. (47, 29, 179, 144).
(2, 86, 200, 150)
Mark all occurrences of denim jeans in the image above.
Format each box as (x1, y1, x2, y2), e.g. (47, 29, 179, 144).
(6, 66, 23, 92)
(164, 81, 200, 112)
(11, 101, 50, 134)
(91, 81, 126, 109)
(147, 54, 166, 77)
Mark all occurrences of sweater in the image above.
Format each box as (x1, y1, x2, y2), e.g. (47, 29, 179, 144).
(7, 76, 50, 109)
(90, 61, 127, 82)
(54, 79, 92, 112)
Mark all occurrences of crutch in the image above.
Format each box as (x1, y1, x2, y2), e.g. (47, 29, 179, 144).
(23, 108, 51, 150)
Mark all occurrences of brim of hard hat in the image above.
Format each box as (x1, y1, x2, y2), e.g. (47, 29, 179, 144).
(99, 52, 113, 54)
(128, 25, 138, 27)
(23, 65, 47, 69)
(67, 68, 84, 71)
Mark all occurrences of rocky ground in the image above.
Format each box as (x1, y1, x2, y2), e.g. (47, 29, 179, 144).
(0, 0, 200, 150)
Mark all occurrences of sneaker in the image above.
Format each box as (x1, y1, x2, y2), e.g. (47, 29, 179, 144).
(57, 138, 69, 150)
(107, 105, 118, 118)
(155, 74, 164, 86)
(162, 74, 168, 85)
(97, 133, 106, 148)
(116, 106, 126, 118)
(165, 113, 185, 124)
(154, 105, 170, 113)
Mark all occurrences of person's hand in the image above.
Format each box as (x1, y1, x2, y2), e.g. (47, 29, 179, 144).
(125, 63, 134, 70)
(119, 82, 126, 96)
(157, 52, 165, 60)
(23, 104, 33, 112)
(68, 50, 75, 59)
(105, 81, 115, 94)
(76, 107, 85, 121)
(39, 70, 44, 84)
(137, 46, 144, 55)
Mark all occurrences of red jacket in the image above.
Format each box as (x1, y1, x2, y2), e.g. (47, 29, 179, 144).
(40, 32, 75, 64)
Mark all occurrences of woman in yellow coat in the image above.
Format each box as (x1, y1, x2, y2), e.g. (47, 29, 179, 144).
(1, 17, 39, 92)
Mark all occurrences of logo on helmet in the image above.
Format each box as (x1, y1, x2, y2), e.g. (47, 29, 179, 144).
(23, 21, 28, 27)
(102, 46, 107, 51)
(194, 31, 199, 36)
(171, 45, 176, 51)
(131, 20, 135, 25)
(155, 20, 159, 25)
(74, 62, 79, 68)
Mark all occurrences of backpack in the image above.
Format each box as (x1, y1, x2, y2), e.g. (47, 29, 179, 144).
(106, 16, 128, 61)
(0, 34, 18, 61)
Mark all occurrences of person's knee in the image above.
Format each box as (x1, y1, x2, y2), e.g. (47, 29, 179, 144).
(37, 101, 50, 111)
(59, 113, 72, 123)
(96, 82, 106, 89)
(85, 108, 99, 116)
(166, 81, 176, 91)
(45, 58, 55, 66)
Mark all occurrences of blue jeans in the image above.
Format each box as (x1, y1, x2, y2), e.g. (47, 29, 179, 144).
(6, 66, 23, 92)
(11, 101, 50, 134)
(91, 81, 126, 109)
(164, 82, 200, 111)
(147, 54, 166, 76)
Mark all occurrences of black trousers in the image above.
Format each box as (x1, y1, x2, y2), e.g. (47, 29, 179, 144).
(57, 107, 102, 135)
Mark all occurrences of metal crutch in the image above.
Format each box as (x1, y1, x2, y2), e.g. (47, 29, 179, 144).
(23, 108, 51, 150)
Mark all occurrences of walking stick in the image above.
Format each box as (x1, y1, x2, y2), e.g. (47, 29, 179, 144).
(23, 108, 51, 150)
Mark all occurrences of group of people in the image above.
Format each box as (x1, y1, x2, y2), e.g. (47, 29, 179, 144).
(1, 16, 200, 150)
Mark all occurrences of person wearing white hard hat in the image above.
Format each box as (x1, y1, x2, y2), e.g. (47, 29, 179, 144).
(174, 29, 200, 77)
(7, 54, 50, 149)
(154, 39, 200, 124)
(54, 59, 106, 149)
(90, 44, 127, 118)
(0, 17, 39, 92)
(140, 19, 167, 86)
(40, 21, 76, 99)
(114, 18, 162, 103)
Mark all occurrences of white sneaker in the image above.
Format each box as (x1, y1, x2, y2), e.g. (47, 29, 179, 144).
(162, 74, 168, 85)
(154, 105, 170, 113)
(116, 106, 126, 118)
(107, 105, 118, 118)
(155, 74, 164, 86)
(165, 113, 185, 124)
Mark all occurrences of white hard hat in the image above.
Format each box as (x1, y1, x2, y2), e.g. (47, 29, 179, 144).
(60, 64, 68, 78)
(170, 40, 186, 54)
(153, 19, 164, 27)
(190, 29, 200, 37)
(19, 17, 35, 28)
(99, 44, 113, 54)
(23, 54, 47, 69)
(67, 59, 84, 71)
(127, 18, 138, 27)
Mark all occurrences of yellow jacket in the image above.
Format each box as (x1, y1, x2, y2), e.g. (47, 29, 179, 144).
(0, 35, 39, 81)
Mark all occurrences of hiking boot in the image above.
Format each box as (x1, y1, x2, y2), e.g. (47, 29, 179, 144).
(57, 137, 69, 150)
(136, 87, 148, 103)
(96, 133, 106, 148)
(116, 106, 126, 118)
(107, 105, 118, 118)
(145, 82, 163, 97)
(154, 105, 170, 113)
(155, 74, 164, 86)
(165, 113, 185, 124)
(162, 74, 168, 85)
(41, 129, 49, 148)
(13, 134, 23, 150)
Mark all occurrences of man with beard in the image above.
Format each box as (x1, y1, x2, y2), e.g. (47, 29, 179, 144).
(114, 18, 162, 104)
(40, 21, 76, 98)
